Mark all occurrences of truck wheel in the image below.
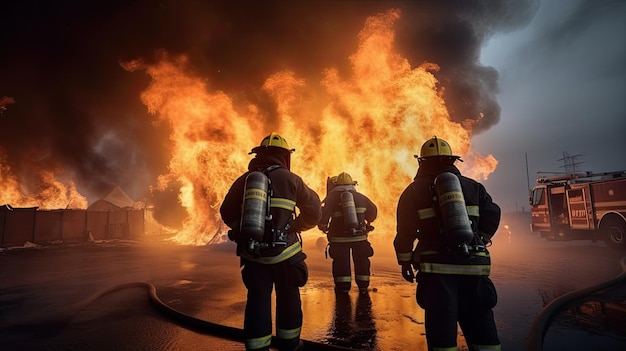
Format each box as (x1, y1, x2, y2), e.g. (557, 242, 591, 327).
(604, 218, 626, 249)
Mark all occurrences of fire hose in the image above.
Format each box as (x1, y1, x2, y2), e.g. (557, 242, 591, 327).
(16, 281, 362, 351)
(527, 256, 626, 351)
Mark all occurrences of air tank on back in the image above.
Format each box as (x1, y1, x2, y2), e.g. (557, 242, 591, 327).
(434, 172, 474, 248)
(340, 191, 359, 230)
(240, 171, 269, 242)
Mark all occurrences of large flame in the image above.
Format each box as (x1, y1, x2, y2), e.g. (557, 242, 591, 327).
(0, 153, 88, 209)
(1, 9, 497, 245)
(123, 9, 497, 245)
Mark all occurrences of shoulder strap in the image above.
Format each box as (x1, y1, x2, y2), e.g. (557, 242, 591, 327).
(263, 165, 281, 174)
(261, 165, 281, 219)
(261, 165, 294, 244)
(427, 178, 447, 236)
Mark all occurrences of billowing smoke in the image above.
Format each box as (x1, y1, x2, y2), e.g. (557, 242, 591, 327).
(0, 0, 538, 226)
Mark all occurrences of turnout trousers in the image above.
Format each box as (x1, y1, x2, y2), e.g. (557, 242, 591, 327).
(328, 241, 374, 292)
(416, 272, 501, 351)
(241, 256, 308, 351)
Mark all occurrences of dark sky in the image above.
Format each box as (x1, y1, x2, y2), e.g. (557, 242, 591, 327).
(1, 0, 547, 211)
(474, 0, 626, 211)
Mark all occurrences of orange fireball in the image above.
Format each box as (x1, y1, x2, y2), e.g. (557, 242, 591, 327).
(122, 9, 497, 245)
(0, 9, 497, 245)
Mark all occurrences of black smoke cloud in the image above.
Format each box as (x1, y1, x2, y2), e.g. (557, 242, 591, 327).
(0, 0, 537, 210)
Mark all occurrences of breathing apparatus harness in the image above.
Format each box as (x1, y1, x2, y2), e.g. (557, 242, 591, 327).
(430, 172, 486, 256)
(322, 189, 374, 259)
(340, 190, 374, 236)
(241, 165, 296, 256)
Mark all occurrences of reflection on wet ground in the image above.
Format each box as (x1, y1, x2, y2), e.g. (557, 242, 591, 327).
(326, 292, 376, 350)
(1, 212, 625, 350)
(490, 213, 626, 351)
(545, 284, 626, 350)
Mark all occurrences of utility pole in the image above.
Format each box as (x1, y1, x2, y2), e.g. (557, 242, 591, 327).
(525, 153, 531, 192)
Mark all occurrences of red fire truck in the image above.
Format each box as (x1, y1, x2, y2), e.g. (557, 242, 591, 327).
(529, 170, 626, 249)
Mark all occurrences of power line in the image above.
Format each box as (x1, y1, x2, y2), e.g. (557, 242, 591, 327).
(557, 152, 584, 174)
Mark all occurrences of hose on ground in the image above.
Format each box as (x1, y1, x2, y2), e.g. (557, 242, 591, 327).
(15, 281, 361, 351)
(527, 256, 626, 351)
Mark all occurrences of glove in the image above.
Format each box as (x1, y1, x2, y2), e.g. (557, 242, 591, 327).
(401, 262, 415, 283)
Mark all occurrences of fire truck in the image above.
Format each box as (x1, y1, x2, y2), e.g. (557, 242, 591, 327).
(529, 170, 626, 249)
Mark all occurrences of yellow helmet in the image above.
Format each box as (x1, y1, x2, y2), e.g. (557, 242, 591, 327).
(335, 172, 357, 185)
(250, 132, 295, 154)
(416, 136, 459, 161)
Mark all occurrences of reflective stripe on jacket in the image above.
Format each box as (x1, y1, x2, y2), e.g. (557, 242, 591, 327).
(240, 241, 303, 264)
(220, 152, 322, 259)
(393, 163, 500, 275)
(318, 188, 377, 240)
(328, 235, 368, 243)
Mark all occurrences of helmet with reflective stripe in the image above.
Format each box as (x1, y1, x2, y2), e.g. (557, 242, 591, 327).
(416, 136, 460, 161)
(250, 132, 295, 154)
(335, 172, 357, 185)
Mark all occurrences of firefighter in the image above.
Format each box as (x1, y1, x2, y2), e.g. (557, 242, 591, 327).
(318, 172, 377, 294)
(394, 136, 501, 350)
(220, 132, 322, 351)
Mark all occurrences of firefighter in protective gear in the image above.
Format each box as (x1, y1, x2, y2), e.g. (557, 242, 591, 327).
(394, 136, 502, 350)
(220, 132, 322, 351)
(318, 172, 377, 294)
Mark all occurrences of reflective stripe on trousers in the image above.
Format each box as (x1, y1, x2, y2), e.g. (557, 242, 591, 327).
(245, 334, 272, 350)
(356, 274, 370, 282)
(429, 345, 501, 351)
(277, 326, 301, 340)
(335, 276, 352, 283)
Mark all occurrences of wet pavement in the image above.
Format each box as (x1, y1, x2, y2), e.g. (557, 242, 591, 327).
(1, 213, 625, 350)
